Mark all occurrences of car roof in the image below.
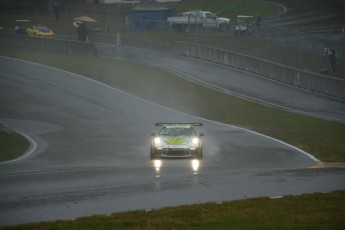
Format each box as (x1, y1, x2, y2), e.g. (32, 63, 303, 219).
(15, 19, 31, 22)
(164, 125, 192, 129)
(237, 15, 253, 18)
(156, 123, 202, 127)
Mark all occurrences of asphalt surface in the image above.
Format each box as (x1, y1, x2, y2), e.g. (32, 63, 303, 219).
(266, 0, 345, 39)
(1, 52, 345, 226)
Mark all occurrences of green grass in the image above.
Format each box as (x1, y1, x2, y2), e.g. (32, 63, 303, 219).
(0, 124, 30, 162)
(1, 47, 344, 163)
(2, 191, 345, 230)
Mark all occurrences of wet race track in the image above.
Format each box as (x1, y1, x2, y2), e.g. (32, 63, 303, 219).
(1, 48, 345, 226)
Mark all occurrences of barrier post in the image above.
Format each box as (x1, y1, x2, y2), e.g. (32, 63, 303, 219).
(116, 33, 121, 45)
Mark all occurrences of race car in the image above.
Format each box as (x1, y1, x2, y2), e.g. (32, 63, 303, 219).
(150, 123, 204, 159)
(26, 25, 54, 38)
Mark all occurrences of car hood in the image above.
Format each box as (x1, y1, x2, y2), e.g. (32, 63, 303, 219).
(218, 17, 230, 23)
(164, 135, 189, 145)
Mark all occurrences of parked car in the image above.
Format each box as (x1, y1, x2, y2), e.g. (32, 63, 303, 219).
(167, 10, 230, 33)
(26, 25, 54, 38)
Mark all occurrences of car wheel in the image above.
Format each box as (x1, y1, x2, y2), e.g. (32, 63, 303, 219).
(219, 23, 227, 32)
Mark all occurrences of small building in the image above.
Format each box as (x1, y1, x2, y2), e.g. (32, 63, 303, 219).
(128, 0, 174, 32)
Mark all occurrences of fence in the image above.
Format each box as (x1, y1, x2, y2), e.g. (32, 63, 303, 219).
(102, 35, 344, 99)
(0, 33, 97, 56)
(173, 42, 345, 99)
(257, 24, 345, 78)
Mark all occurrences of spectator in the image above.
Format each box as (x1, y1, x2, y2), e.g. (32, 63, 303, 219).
(324, 46, 337, 72)
(77, 22, 88, 41)
(329, 47, 337, 72)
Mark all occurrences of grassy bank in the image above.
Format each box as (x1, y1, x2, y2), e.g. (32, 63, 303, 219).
(2, 191, 345, 230)
(1, 47, 344, 162)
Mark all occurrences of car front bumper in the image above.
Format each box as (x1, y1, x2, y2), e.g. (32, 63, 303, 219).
(154, 147, 201, 158)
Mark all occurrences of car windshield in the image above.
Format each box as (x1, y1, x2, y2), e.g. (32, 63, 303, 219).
(159, 127, 195, 136)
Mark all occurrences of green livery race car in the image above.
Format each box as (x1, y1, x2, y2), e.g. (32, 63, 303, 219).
(150, 123, 204, 159)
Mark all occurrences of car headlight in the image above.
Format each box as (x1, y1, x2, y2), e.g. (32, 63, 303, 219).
(154, 137, 161, 145)
(191, 137, 199, 145)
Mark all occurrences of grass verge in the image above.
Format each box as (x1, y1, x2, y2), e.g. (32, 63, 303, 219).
(1, 47, 344, 162)
(0, 124, 30, 162)
(1, 191, 345, 230)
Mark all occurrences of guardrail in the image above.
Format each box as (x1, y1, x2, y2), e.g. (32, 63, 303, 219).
(0, 33, 97, 56)
(115, 37, 345, 99)
(173, 41, 345, 99)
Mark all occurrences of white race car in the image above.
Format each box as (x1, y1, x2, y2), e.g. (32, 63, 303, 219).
(150, 123, 204, 159)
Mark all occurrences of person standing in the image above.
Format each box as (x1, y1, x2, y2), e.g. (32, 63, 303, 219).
(329, 46, 337, 72)
(324, 46, 337, 72)
(78, 22, 88, 41)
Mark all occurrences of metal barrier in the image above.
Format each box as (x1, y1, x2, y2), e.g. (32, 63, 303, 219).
(0, 33, 97, 56)
(256, 24, 345, 78)
(173, 41, 345, 99)
(91, 33, 344, 99)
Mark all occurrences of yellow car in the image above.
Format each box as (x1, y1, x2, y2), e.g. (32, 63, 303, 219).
(27, 25, 54, 38)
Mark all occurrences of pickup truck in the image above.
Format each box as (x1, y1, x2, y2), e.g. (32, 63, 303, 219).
(167, 10, 230, 33)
